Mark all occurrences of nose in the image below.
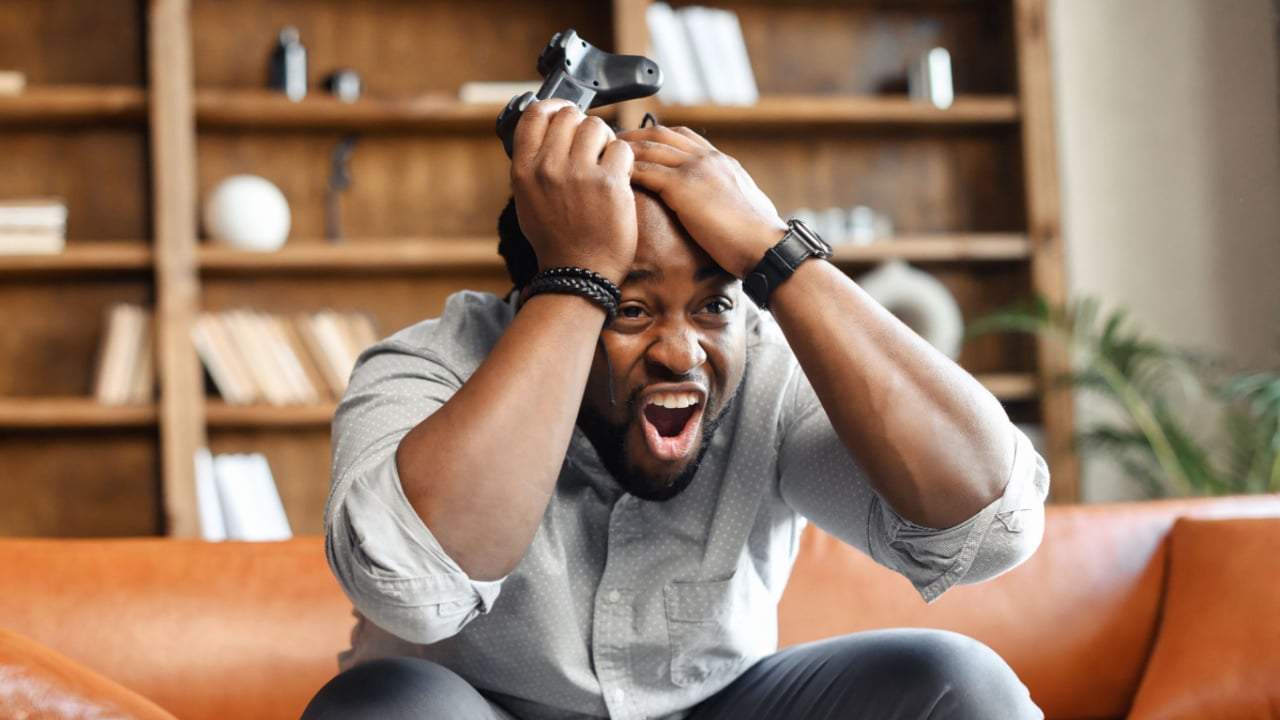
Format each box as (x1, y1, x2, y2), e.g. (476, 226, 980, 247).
(645, 322, 707, 378)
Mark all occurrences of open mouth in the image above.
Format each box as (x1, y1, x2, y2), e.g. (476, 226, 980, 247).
(641, 390, 703, 461)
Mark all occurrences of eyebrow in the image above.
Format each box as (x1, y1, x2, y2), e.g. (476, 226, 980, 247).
(624, 265, 736, 286)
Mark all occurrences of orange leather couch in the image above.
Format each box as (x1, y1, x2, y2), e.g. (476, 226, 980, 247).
(2, 495, 1278, 720)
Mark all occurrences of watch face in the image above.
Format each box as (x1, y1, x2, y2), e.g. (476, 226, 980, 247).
(791, 218, 833, 257)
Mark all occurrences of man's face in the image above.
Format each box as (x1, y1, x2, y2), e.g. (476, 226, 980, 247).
(578, 192, 748, 501)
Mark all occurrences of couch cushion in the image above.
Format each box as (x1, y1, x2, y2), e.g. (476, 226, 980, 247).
(0, 627, 177, 720)
(0, 538, 352, 720)
(1127, 516, 1280, 719)
(777, 495, 1280, 720)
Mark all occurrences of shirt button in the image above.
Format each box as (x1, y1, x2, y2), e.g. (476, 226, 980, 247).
(606, 589, 622, 604)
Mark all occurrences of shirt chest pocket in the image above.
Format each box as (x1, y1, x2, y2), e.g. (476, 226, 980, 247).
(663, 572, 776, 688)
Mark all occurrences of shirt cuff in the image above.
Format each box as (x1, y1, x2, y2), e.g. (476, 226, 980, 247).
(869, 426, 1049, 603)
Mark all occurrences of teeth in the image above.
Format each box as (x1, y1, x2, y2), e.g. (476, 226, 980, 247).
(648, 392, 700, 409)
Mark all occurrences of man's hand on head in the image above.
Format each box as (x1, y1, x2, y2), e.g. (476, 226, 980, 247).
(510, 99, 638, 285)
(624, 125, 788, 279)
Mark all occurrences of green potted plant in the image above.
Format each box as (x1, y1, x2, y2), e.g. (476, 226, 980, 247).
(967, 297, 1280, 497)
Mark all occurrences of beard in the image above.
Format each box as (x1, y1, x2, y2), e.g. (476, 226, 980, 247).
(577, 386, 738, 502)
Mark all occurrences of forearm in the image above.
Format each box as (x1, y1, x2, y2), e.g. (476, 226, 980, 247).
(396, 294, 605, 580)
(769, 259, 1015, 528)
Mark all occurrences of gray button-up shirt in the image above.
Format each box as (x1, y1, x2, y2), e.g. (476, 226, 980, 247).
(326, 290, 1049, 720)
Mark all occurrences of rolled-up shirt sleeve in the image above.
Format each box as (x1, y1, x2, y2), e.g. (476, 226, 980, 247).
(328, 452, 503, 644)
(777, 368, 1050, 603)
(325, 333, 504, 645)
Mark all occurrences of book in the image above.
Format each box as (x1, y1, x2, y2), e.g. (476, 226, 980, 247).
(193, 312, 256, 405)
(0, 232, 65, 255)
(709, 8, 758, 106)
(294, 312, 348, 398)
(193, 447, 227, 542)
(251, 310, 317, 405)
(0, 70, 24, 96)
(0, 198, 68, 228)
(678, 6, 739, 106)
(647, 2, 706, 106)
(458, 80, 541, 105)
(212, 452, 292, 542)
(126, 309, 154, 404)
(310, 310, 361, 393)
(223, 309, 294, 407)
(93, 303, 147, 405)
(274, 314, 333, 401)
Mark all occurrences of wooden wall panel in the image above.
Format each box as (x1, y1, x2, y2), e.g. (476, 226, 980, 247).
(0, 130, 151, 240)
(0, 430, 160, 537)
(0, 0, 145, 85)
(709, 131, 1025, 234)
(196, 133, 512, 239)
(190, 0, 613, 94)
(719, 1, 1015, 96)
(0, 278, 152, 396)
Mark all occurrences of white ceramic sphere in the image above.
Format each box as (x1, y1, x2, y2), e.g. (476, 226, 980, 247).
(203, 174, 292, 251)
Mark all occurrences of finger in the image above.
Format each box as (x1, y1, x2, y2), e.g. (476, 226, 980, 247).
(626, 138, 695, 168)
(621, 124, 712, 152)
(629, 159, 679, 195)
(599, 138, 635, 178)
(535, 104, 588, 165)
(511, 99, 576, 166)
(569, 115, 616, 164)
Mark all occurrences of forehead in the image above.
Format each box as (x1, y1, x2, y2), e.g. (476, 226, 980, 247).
(629, 191, 720, 282)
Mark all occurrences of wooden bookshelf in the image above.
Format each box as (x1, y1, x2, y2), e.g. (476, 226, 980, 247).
(653, 95, 1020, 128)
(0, 0, 1074, 538)
(0, 86, 148, 124)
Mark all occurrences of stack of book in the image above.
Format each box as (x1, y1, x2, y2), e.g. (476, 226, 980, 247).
(192, 308, 379, 406)
(194, 448, 292, 542)
(0, 198, 67, 255)
(92, 303, 154, 405)
(645, 2, 758, 106)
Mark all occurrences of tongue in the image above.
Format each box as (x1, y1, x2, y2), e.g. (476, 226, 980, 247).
(644, 405, 694, 437)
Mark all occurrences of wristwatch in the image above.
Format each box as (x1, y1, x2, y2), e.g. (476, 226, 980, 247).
(741, 218, 833, 309)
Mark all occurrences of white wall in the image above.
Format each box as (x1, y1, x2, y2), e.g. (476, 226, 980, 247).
(1049, 0, 1280, 501)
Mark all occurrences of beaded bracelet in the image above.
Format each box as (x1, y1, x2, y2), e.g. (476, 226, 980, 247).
(525, 266, 622, 324)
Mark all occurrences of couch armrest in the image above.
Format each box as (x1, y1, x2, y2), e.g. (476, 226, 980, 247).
(0, 627, 177, 720)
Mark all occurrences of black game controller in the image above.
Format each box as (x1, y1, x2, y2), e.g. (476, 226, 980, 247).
(496, 29, 663, 157)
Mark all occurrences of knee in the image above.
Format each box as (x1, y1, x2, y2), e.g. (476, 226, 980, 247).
(876, 629, 1041, 720)
(300, 657, 481, 720)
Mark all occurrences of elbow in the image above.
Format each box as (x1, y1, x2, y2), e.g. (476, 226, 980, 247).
(962, 502, 1046, 586)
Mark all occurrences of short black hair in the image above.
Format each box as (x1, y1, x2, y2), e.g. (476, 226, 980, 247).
(497, 196, 538, 289)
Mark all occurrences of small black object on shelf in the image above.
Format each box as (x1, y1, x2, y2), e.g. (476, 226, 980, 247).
(269, 26, 307, 102)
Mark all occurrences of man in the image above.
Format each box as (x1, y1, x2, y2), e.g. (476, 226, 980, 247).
(304, 99, 1048, 719)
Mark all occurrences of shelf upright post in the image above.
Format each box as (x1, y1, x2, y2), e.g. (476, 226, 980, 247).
(149, 0, 207, 536)
(1014, 0, 1078, 503)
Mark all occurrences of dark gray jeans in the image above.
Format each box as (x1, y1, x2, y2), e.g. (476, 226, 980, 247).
(301, 628, 1043, 720)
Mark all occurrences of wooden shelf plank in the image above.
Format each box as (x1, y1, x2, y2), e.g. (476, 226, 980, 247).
(195, 234, 1026, 274)
(0, 397, 157, 428)
(0, 86, 148, 124)
(198, 239, 505, 273)
(0, 241, 152, 273)
(978, 373, 1039, 401)
(205, 400, 337, 428)
(196, 89, 527, 131)
(192, 90, 1016, 131)
(830, 234, 1031, 263)
(652, 95, 1020, 128)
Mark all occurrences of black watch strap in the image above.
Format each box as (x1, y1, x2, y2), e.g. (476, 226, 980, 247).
(741, 218, 833, 309)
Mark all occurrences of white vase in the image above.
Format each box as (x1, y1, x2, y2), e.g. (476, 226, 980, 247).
(203, 174, 292, 252)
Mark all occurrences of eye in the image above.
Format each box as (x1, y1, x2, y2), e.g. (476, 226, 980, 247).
(702, 298, 733, 315)
(617, 304, 647, 320)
